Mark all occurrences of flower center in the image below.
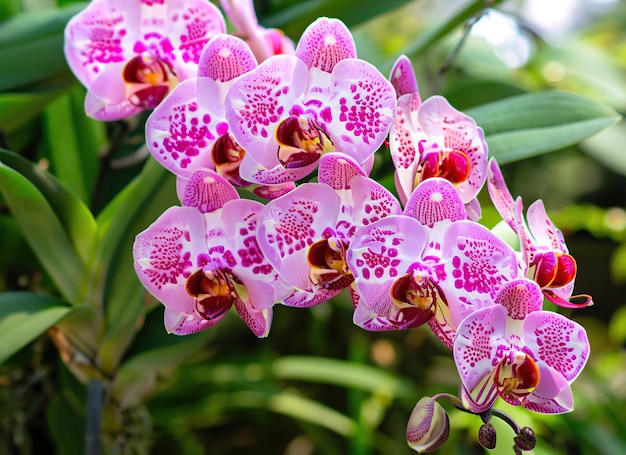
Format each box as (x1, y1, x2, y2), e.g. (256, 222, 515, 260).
(533, 251, 577, 289)
(390, 272, 439, 312)
(276, 116, 335, 169)
(185, 268, 241, 320)
(307, 237, 353, 291)
(123, 53, 177, 109)
(418, 150, 471, 186)
(494, 351, 540, 402)
(212, 133, 248, 187)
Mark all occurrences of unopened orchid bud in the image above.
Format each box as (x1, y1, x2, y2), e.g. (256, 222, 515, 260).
(514, 427, 536, 451)
(406, 397, 450, 453)
(478, 422, 497, 450)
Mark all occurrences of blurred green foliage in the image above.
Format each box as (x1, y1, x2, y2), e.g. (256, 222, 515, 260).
(0, 0, 624, 454)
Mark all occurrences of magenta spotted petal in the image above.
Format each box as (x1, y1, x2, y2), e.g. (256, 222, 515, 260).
(133, 206, 207, 316)
(323, 59, 396, 165)
(147, 35, 257, 179)
(256, 183, 342, 294)
(389, 54, 420, 98)
(197, 34, 258, 82)
(441, 220, 520, 328)
(164, 307, 217, 335)
(523, 310, 589, 382)
(295, 17, 356, 73)
(404, 178, 467, 227)
(179, 168, 239, 213)
(318, 153, 367, 191)
(348, 215, 432, 330)
(65, 0, 226, 120)
(226, 55, 308, 174)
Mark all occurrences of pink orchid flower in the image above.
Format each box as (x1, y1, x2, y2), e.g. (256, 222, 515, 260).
(347, 177, 519, 344)
(388, 56, 487, 215)
(454, 278, 590, 414)
(256, 153, 401, 308)
(487, 158, 593, 308)
(65, 0, 226, 120)
(219, 0, 295, 62)
(225, 17, 396, 186)
(146, 34, 294, 199)
(133, 169, 279, 337)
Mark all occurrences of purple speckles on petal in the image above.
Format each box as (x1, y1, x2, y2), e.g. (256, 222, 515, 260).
(295, 17, 356, 72)
(198, 34, 257, 81)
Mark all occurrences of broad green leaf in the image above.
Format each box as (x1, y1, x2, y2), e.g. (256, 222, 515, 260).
(89, 158, 177, 374)
(43, 85, 105, 203)
(465, 91, 621, 164)
(0, 292, 70, 364)
(0, 149, 97, 266)
(152, 390, 356, 437)
(46, 394, 85, 455)
(0, 86, 70, 134)
(0, 163, 85, 302)
(110, 329, 211, 408)
(272, 356, 416, 399)
(0, 3, 85, 91)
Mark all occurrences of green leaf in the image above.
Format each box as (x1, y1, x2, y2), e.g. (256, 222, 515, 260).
(465, 91, 621, 164)
(0, 86, 70, 134)
(0, 292, 70, 364)
(43, 85, 105, 203)
(90, 158, 177, 375)
(0, 149, 97, 267)
(272, 356, 416, 399)
(110, 330, 211, 408)
(0, 162, 85, 302)
(0, 3, 85, 91)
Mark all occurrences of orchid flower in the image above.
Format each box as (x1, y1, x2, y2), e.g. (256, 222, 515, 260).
(347, 177, 519, 345)
(146, 33, 294, 198)
(487, 158, 593, 308)
(133, 169, 279, 337)
(388, 57, 487, 216)
(220, 0, 295, 62)
(256, 153, 401, 308)
(225, 17, 396, 186)
(454, 278, 590, 414)
(65, 0, 226, 120)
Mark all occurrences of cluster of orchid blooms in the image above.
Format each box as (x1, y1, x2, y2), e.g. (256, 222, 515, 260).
(64, 0, 593, 452)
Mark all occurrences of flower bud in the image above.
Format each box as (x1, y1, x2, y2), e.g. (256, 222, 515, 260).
(406, 397, 450, 453)
(514, 427, 536, 451)
(478, 422, 497, 449)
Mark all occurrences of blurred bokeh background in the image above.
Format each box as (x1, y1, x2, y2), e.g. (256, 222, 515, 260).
(0, 0, 625, 454)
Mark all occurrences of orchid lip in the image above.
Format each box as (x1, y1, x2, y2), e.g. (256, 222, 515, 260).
(391, 272, 439, 313)
(186, 268, 241, 320)
(307, 237, 354, 291)
(276, 116, 335, 169)
(123, 53, 178, 109)
(212, 133, 249, 187)
(494, 351, 540, 401)
(418, 150, 471, 186)
(533, 251, 577, 289)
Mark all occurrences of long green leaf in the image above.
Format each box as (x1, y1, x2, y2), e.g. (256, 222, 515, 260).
(0, 292, 70, 364)
(0, 163, 85, 302)
(0, 149, 97, 266)
(43, 85, 105, 203)
(466, 91, 621, 164)
(110, 329, 211, 408)
(90, 158, 177, 375)
(272, 356, 416, 399)
(0, 87, 70, 134)
(0, 3, 86, 91)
